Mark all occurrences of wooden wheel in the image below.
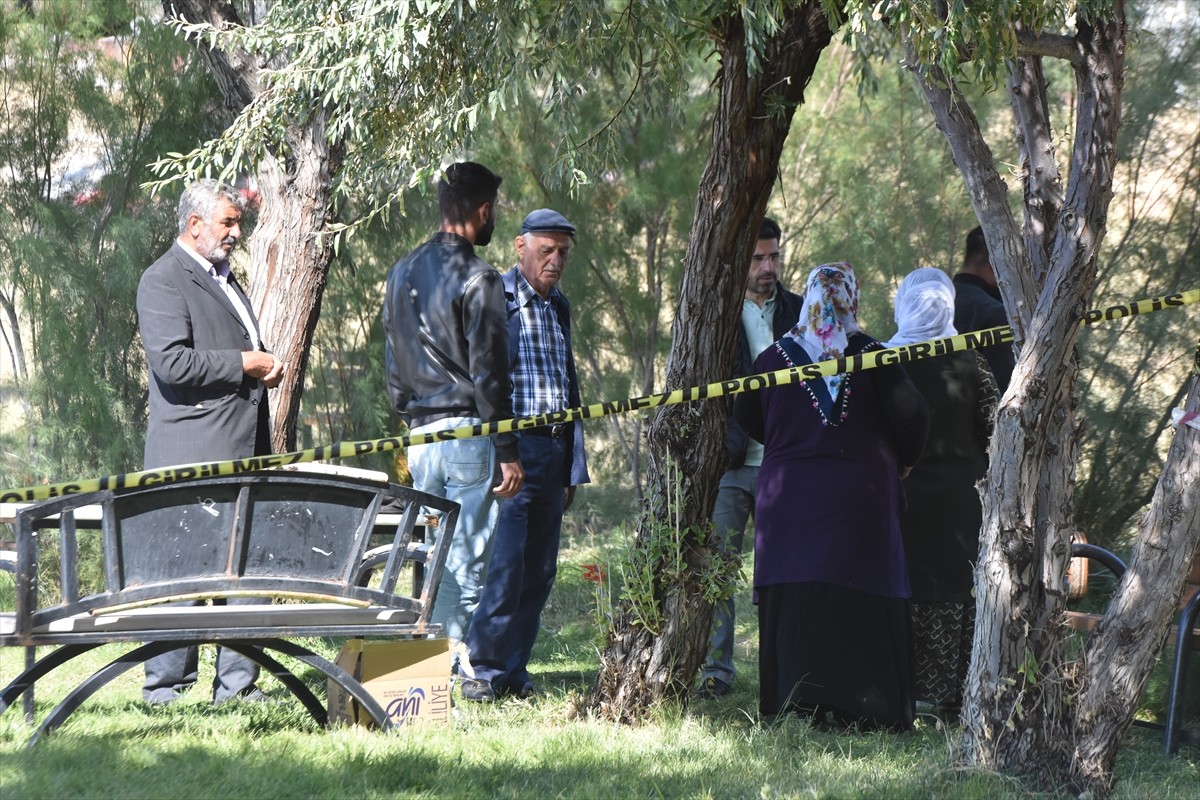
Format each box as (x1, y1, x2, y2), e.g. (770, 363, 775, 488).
(1067, 530, 1090, 601)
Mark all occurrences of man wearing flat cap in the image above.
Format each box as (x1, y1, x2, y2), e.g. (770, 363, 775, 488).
(460, 209, 590, 701)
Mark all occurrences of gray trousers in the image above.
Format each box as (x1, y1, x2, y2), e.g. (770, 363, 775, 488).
(142, 597, 265, 703)
(702, 464, 757, 685)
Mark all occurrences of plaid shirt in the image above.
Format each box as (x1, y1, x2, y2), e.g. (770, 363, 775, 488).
(511, 271, 571, 417)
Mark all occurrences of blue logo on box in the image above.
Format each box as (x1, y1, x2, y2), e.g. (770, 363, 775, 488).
(386, 688, 426, 723)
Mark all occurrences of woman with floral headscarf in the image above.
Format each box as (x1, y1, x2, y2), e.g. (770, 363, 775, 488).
(886, 267, 997, 715)
(734, 262, 928, 730)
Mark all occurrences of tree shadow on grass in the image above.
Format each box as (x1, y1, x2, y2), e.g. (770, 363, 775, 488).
(5, 693, 1190, 799)
(2, 724, 959, 800)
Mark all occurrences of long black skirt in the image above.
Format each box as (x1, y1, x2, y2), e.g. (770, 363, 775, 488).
(911, 599, 974, 710)
(758, 581, 914, 731)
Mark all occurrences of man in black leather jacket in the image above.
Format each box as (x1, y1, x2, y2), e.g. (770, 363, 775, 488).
(696, 216, 802, 700)
(953, 225, 1015, 392)
(383, 162, 524, 667)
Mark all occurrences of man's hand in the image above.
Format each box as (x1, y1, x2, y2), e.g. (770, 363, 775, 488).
(564, 485, 577, 512)
(493, 459, 525, 498)
(243, 351, 286, 388)
(262, 357, 285, 388)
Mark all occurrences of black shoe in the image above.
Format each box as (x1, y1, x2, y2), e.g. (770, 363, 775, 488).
(144, 683, 192, 706)
(511, 682, 538, 699)
(694, 677, 732, 700)
(460, 678, 497, 702)
(214, 686, 275, 705)
(237, 688, 275, 703)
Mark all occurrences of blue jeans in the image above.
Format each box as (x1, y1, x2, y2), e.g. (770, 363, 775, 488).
(465, 433, 567, 693)
(408, 417, 500, 648)
(702, 464, 758, 685)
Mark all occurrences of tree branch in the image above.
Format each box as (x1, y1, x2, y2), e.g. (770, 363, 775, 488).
(1008, 53, 1063, 288)
(1016, 30, 1081, 66)
(903, 40, 1037, 336)
(162, 0, 260, 111)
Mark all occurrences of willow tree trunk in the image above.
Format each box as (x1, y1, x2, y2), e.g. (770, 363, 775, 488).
(164, 0, 340, 452)
(588, 1, 834, 722)
(898, 3, 1186, 793)
(961, 6, 1127, 784)
(1071, 370, 1200, 794)
(247, 136, 338, 452)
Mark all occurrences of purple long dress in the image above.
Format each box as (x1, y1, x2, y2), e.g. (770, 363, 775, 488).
(735, 333, 928, 729)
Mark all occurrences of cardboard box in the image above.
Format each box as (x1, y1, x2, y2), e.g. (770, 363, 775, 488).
(328, 638, 451, 727)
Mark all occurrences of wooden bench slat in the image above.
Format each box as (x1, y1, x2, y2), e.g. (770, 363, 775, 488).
(44, 603, 420, 633)
(3, 604, 422, 637)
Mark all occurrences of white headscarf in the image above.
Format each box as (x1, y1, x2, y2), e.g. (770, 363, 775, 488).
(784, 262, 860, 399)
(885, 267, 957, 348)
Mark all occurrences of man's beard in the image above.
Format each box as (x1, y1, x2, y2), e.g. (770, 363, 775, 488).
(750, 276, 777, 296)
(476, 215, 496, 247)
(201, 235, 238, 263)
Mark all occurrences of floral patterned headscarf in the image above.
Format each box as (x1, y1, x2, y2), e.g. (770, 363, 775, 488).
(784, 262, 861, 399)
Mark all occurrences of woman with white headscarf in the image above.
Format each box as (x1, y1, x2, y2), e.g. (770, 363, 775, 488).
(734, 262, 929, 731)
(887, 267, 998, 715)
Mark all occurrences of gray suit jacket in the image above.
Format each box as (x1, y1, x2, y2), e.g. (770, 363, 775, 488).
(137, 242, 271, 469)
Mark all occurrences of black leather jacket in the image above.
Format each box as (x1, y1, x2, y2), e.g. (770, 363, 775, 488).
(725, 283, 803, 469)
(383, 232, 518, 462)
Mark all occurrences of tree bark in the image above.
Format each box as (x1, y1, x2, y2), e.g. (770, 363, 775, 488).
(588, 1, 834, 722)
(902, 1, 1152, 796)
(1071, 371, 1200, 795)
(1008, 51, 1062, 288)
(162, 0, 340, 451)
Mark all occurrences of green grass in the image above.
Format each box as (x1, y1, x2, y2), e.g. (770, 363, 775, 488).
(1, 531, 1197, 800)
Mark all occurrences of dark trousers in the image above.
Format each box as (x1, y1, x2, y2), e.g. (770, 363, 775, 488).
(142, 597, 265, 703)
(465, 433, 567, 693)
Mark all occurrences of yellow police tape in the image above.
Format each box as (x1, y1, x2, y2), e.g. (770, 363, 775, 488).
(2, 288, 1196, 504)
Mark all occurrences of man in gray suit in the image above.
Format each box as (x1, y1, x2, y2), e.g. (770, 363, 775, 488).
(136, 179, 284, 705)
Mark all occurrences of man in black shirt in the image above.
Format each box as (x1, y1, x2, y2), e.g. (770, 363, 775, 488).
(953, 226, 1015, 392)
